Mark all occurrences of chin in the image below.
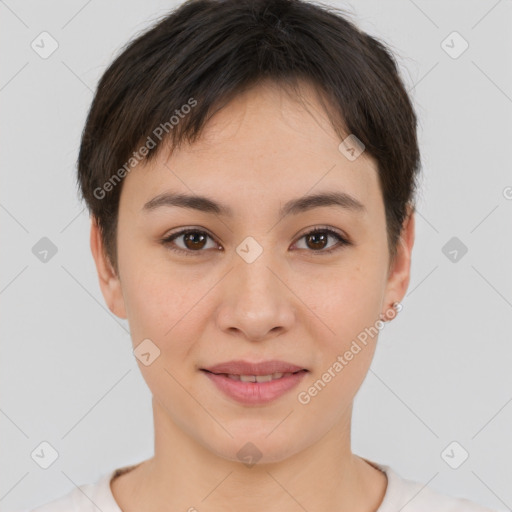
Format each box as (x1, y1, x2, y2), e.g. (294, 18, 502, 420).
(199, 423, 309, 466)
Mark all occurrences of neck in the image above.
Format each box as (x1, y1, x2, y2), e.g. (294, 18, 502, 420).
(112, 398, 387, 512)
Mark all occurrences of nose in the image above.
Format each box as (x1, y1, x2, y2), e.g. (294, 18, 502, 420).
(215, 251, 296, 342)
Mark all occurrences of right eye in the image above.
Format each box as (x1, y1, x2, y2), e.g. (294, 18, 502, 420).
(161, 228, 221, 256)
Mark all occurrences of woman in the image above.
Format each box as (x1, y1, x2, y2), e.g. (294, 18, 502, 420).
(23, 0, 498, 510)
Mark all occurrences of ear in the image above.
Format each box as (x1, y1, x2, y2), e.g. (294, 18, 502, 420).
(89, 216, 127, 319)
(382, 205, 415, 316)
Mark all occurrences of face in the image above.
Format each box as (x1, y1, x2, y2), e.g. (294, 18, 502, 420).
(91, 80, 414, 464)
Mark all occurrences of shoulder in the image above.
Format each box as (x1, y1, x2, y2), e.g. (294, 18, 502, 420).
(370, 460, 499, 512)
(19, 470, 120, 512)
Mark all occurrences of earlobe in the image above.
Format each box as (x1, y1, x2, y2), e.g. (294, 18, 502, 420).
(89, 216, 128, 319)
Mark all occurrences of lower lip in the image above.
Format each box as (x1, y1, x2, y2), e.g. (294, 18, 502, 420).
(202, 370, 308, 405)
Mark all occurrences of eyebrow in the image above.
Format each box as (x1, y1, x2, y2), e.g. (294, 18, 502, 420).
(142, 190, 366, 217)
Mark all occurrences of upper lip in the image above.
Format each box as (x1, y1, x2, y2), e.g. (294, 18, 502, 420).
(201, 360, 307, 376)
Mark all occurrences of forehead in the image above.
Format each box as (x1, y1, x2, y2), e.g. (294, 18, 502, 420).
(120, 80, 383, 220)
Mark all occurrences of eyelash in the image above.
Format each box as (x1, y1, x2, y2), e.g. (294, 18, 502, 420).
(161, 226, 351, 257)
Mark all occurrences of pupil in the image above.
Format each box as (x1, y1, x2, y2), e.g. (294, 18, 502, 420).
(308, 232, 327, 250)
(185, 232, 206, 250)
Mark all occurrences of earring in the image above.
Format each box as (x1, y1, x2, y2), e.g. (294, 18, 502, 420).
(379, 301, 401, 322)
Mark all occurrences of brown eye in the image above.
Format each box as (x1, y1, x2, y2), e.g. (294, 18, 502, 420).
(182, 231, 208, 250)
(162, 229, 219, 256)
(305, 231, 328, 250)
(294, 227, 350, 254)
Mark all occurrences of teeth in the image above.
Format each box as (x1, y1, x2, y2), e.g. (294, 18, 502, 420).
(255, 374, 273, 383)
(225, 372, 294, 382)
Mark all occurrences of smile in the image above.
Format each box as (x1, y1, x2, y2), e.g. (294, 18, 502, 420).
(201, 368, 308, 405)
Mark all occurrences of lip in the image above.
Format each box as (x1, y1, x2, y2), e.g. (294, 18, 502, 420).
(202, 359, 306, 376)
(200, 360, 308, 406)
(202, 370, 308, 405)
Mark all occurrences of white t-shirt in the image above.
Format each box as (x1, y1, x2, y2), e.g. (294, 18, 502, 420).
(16, 460, 499, 512)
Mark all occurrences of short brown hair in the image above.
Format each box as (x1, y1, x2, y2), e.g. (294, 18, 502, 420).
(77, 0, 421, 274)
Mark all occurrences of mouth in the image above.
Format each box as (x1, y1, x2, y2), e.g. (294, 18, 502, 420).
(201, 359, 308, 376)
(201, 369, 307, 382)
(200, 360, 309, 405)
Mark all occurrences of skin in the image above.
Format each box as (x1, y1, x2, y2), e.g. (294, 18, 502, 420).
(90, 79, 415, 512)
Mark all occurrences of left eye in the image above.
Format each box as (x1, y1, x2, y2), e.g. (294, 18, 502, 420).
(161, 227, 350, 256)
(292, 227, 350, 254)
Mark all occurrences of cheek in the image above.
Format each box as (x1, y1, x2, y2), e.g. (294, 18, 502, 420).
(295, 272, 381, 414)
(294, 255, 385, 402)
(120, 253, 213, 366)
(122, 274, 172, 341)
(299, 259, 384, 337)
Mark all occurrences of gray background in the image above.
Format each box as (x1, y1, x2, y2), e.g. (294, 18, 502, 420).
(1, 1, 511, 511)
